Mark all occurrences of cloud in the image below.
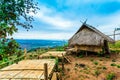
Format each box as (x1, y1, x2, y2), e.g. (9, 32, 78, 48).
(30, 5, 79, 30)
(12, 0, 120, 40)
(11, 31, 73, 40)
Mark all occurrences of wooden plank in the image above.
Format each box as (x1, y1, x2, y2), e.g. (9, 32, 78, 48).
(0, 69, 44, 71)
(0, 59, 55, 79)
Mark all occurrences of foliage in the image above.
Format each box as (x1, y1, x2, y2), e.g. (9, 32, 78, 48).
(0, 0, 39, 62)
(78, 54, 84, 58)
(109, 40, 120, 49)
(112, 59, 116, 62)
(111, 63, 116, 66)
(93, 61, 98, 65)
(109, 40, 120, 52)
(102, 66, 107, 70)
(55, 43, 68, 51)
(94, 70, 100, 77)
(106, 72, 115, 80)
(117, 65, 120, 68)
(0, 38, 22, 60)
(0, 0, 39, 37)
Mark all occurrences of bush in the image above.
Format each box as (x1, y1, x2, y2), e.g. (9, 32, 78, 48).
(93, 61, 98, 65)
(102, 66, 107, 70)
(94, 70, 100, 77)
(78, 54, 84, 58)
(106, 73, 115, 80)
(111, 63, 116, 66)
(112, 59, 116, 62)
(117, 65, 120, 68)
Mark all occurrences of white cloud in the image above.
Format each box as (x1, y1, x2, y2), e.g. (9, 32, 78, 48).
(11, 31, 73, 40)
(30, 5, 80, 30)
(12, 2, 120, 40)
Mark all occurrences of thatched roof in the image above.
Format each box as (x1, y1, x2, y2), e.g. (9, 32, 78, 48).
(69, 23, 115, 46)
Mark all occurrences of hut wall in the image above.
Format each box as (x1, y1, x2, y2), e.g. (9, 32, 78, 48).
(69, 28, 104, 46)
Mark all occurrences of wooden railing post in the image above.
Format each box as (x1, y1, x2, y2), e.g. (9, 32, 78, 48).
(62, 53, 64, 71)
(24, 48, 27, 60)
(44, 63, 48, 80)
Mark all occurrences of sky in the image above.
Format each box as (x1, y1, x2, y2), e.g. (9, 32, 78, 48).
(12, 0, 120, 40)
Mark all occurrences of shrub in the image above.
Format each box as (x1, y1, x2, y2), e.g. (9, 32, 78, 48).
(111, 63, 116, 66)
(112, 59, 116, 62)
(78, 54, 84, 58)
(106, 73, 115, 80)
(117, 65, 120, 68)
(93, 61, 98, 65)
(102, 66, 107, 70)
(94, 70, 100, 77)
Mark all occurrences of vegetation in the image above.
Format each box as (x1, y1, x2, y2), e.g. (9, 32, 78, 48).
(106, 72, 115, 80)
(111, 63, 116, 66)
(94, 70, 100, 77)
(93, 61, 98, 65)
(55, 43, 68, 51)
(117, 65, 120, 68)
(112, 59, 116, 62)
(109, 40, 120, 52)
(0, 0, 39, 62)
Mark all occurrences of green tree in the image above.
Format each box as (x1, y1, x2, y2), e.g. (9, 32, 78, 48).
(0, 0, 39, 37)
(0, 0, 39, 60)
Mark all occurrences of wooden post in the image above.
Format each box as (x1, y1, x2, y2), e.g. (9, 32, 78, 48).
(62, 53, 64, 71)
(55, 57, 58, 72)
(24, 48, 27, 60)
(86, 51, 88, 56)
(44, 63, 48, 80)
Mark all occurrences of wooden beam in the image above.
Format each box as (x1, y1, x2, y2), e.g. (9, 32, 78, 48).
(44, 63, 48, 80)
(24, 48, 27, 60)
(62, 53, 64, 71)
(0, 69, 44, 71)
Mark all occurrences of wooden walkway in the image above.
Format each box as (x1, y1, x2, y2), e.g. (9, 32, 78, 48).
(39, 51, 66, 58)
(0, 59, 55, 80)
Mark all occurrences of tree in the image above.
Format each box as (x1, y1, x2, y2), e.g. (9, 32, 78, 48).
(0, 0, 39, 60)
(0, 0, 39, 37)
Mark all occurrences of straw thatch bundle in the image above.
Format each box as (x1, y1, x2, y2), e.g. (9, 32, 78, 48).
(68, 23, 114, 52)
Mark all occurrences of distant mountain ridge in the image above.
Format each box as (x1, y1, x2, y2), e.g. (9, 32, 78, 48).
(16, 39, 67, 50)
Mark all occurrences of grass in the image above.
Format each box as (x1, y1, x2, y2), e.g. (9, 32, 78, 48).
(111, 63, 116, 66)
(94, 70, 100, 77)
(78, 54, 84, 58)
(93, 61, 99, 65)
(109, 40, 120, 52)
(112, 59, 116, 62)
(102, 66, 107, 70)
(106, 72, 115, 80)
(117, 65, 120, 68)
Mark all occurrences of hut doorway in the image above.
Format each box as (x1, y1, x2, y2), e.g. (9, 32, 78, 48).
(104, 40, 110, 54)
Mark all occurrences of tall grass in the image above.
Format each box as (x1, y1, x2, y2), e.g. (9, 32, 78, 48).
(109, 40, 120, 52)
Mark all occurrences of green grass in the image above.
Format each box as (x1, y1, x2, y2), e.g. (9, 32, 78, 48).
(117, 65, 120, 68)
(94, 70, 100, 77)
(93, 61, 98, 65)
(111, 63, 116, 66)
(106, 72, 115, 80)
(109, 40, 120, 52)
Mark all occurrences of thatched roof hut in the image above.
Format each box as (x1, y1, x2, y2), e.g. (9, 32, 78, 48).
(68, 23, 114, 53)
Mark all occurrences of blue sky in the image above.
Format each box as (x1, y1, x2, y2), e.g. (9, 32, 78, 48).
(12, 0, 120, 40)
